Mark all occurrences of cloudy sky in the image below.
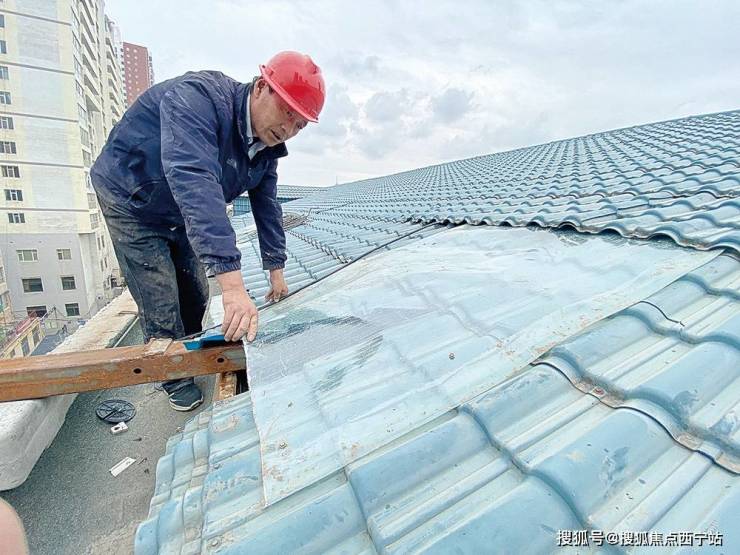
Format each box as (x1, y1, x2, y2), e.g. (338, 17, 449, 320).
(106, 0, 740, 187)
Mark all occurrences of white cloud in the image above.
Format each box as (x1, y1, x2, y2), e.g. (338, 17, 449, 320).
(106, 0, 740, 186)
(431, 88, 475, 124)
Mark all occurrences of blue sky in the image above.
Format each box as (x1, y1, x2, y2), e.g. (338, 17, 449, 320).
(106, 0, 740, 187)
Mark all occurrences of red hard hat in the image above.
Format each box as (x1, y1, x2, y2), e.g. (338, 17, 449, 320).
(260, 51, 325, 123)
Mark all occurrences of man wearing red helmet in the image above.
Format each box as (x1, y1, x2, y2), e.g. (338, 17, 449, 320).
(91, 52, 325, 410)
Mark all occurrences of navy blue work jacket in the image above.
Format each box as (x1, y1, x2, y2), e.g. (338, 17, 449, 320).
(91, 71, 288, 273)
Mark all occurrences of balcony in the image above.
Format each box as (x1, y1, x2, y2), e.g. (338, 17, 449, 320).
(80, 30, 98, 68)
(107, 73, 121, 95)
(78, 0, 96, 33)
(83, 68, 100, 100)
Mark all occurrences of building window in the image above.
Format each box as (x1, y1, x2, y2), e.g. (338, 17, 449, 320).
(7, 212, 25, 223)
(82, 150, 92, 166)
(0, 15, 4, 28)
(0, 91, 9, 104)
(61, 276, 76, 290)
(32, 328, 40, 344)
(0, 116, 13, 129)
(0, 266, 5, 285)
(0, 41, 6, 55)
(65, 303, 80, 317)
(4, 188, 22, 201)
(22, 278, 43, 293)
(0, 141, 17, 154)
(21, 338, 30, 356)
(1, 165, 20, 177)
(90, 212, 99, 229)
(0, 290, 9, 309)
(26, 305, 47, 317)
(0, 66, 8, 80)
(16, 249, 38, 262)
(57, 248, 72, 260)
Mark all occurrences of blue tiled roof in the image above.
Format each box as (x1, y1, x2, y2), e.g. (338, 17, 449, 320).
(542, 252, 740, 472)
(285, 110, 740, 254)
(138, 110, 740, 553)
(137, 360, 738, 553)
(276, 184, 328, 199)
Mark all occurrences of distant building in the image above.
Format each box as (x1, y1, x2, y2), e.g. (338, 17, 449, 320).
(0, 246, 44, 359)
(0, 1, 125, 330)
(121, 41, 154, 107)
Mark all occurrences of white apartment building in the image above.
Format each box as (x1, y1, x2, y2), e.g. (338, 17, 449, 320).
(0, 0, 125, 327)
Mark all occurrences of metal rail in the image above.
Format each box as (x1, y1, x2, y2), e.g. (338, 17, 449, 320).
(0, 338, 246, 402)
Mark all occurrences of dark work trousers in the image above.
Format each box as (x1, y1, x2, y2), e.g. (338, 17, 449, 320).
(97, 196, 209, 394)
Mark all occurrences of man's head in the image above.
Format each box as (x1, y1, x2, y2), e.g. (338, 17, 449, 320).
(250, 51, 325, 147)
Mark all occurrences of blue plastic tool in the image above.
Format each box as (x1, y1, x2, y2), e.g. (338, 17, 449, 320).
(182, 328, 231, 351)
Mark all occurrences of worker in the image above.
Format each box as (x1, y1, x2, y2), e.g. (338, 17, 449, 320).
(90, 51, 325, 411)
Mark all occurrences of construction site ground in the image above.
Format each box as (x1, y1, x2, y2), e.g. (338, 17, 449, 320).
(0, 322, 216, 555)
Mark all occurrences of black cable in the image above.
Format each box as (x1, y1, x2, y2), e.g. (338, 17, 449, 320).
(636, 300, 684, 326)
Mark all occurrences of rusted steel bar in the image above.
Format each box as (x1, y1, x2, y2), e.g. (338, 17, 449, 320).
(0, 339, 246, 402)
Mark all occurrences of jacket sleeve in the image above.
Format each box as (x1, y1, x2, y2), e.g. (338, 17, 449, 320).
(248, 160, 287, 270)
(159, 78, 241, 275)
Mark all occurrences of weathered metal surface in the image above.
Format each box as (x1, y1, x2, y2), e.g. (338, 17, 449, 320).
(0, 340, 245, 402)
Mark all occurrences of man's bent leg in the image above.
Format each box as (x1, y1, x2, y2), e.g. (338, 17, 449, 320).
(98, 201, 202, 410)
(100, 208, 186, 340)
(172, 227, 209, 337)
(158, 227, 210, 411)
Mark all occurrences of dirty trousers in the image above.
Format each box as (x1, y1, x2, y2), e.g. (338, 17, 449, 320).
(97, 197, 209, 394)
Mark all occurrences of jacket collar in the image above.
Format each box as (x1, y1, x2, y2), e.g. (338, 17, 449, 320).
(236, 82, 288, 161)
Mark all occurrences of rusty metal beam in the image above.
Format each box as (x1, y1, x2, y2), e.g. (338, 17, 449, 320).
(0, 339, 246, 402)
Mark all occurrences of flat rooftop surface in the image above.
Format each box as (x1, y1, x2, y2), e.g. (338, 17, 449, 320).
(0, 322, 215, 554)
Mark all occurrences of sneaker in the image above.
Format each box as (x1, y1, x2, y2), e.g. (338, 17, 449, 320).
(167, 382, 204, 412)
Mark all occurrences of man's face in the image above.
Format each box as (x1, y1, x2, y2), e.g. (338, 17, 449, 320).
(250, 78, 309, 146)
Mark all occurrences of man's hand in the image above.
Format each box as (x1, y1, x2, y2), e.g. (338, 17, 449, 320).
(217, 270, 258, 342)
(265, 268, 289, 303)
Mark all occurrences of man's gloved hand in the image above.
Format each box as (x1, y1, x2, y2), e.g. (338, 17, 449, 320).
(217, 270, 259, 342)
(265, 268, 289, 303)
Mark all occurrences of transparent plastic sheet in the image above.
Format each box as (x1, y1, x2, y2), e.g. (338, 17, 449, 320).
(210, 226, 718, 504)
